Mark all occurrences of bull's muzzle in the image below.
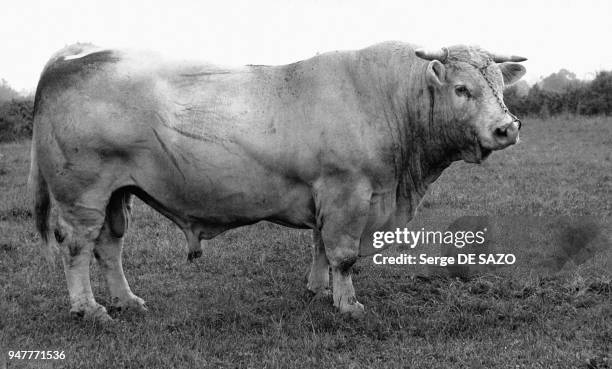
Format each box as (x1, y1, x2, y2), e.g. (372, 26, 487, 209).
(492, 120, 520, 148)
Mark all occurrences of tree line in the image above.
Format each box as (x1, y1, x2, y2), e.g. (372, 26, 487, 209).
(0, 79, 32, 142)
(1, 69, 611, 142)
(504, 70, 612, 117)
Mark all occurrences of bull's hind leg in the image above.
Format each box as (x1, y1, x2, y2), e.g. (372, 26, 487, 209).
(55, 201, 111, 322)
(94, 190, 147, 313)
(307, 229, 330, 296)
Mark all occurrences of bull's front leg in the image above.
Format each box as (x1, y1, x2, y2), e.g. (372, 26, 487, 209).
(327, 235, 363, 318)
(307, 229, 330, 296)
(315, 178, 372, 319)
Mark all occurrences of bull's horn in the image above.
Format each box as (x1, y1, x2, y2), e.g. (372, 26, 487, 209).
(415, 47, 449, 63)
(489, 52, 527, 63)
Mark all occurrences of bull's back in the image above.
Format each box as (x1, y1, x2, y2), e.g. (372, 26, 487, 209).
(32, 46, 327, 227)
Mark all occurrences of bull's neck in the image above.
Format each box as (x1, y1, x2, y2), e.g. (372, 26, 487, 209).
(362, 49, 460, 201)
(400, 72, 460, 200)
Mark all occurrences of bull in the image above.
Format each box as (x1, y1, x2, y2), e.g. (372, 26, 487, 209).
(28, 42, 526, 321)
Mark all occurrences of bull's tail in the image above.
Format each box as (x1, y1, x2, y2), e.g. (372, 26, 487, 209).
(28, 134, 57, 263)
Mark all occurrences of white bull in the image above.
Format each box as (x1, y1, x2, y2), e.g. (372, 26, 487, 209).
(29, 42, 526, 321)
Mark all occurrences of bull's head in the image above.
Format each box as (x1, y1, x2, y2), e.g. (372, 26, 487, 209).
(415, 46, 526, 163)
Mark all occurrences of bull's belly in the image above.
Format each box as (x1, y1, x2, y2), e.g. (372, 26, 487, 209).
(128, 147, 317, 234)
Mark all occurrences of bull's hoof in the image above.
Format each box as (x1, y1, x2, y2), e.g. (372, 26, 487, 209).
(70, 304, 112, 323)
(110, 295, 148, 314)
(306, 271, 330, 297)
(336, 297, 365, 319)
(341, 301, 365, 319)
(307, 287, 332, 302)
(187, 249, 202, 261)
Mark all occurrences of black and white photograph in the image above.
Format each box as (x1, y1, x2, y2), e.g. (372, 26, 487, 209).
(0, 0, 610, 368)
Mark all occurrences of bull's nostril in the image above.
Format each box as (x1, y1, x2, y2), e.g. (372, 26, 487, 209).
(495, 127, 507, 138)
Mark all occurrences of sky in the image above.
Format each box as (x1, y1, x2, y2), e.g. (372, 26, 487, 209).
(1, 0, 611, 93)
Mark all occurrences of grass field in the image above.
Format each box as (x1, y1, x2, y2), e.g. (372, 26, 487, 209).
(0, 116, 610, 368)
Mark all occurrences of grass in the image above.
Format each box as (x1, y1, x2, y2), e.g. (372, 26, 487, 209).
(0, 116, 610, 368)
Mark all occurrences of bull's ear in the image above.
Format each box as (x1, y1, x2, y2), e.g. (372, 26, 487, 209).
(500, 62, 526, 86)
(426, 60, 446, 87)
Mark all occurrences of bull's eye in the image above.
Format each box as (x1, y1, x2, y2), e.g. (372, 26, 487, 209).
(454, 85, 471, 98)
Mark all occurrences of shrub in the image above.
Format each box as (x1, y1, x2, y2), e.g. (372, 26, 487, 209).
(505, 70, 612, 118)
(0, 98, 34, 142)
